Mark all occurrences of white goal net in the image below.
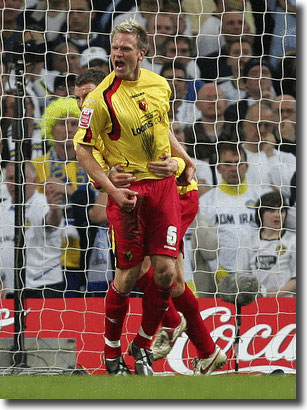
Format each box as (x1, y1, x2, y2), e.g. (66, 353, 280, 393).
(0, 0, 296, 375)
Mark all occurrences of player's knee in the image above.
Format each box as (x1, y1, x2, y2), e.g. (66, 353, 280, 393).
(114, 265, 141, 294)
(153, 263, 176, 287)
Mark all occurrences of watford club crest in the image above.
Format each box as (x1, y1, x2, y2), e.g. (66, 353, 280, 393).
(137, 98, 147, 112)
(123, 250, 133, 261)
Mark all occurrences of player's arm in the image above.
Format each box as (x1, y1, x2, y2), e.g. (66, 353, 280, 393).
(75, 143, 138, 211)
(93, 149, 136, 189)
(109, 153, 184, 180)
(267, 278, 296, 298)
(108, 165, 137, 188)
(169, 131, 196, 185)
(88, 191, 108, 225)
(147, 152, 184, 178)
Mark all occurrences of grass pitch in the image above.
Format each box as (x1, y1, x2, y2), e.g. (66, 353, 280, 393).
(0, 374, 296, 400)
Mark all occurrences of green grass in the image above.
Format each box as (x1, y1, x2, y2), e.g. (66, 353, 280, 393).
(0, 374, 296, 400)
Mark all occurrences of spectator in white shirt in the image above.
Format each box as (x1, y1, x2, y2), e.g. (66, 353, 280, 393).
(237, 191, 296, 297)
(241, 101, 296, 200)
(198, 142, 272, 294)
(0, 162, 64, 298)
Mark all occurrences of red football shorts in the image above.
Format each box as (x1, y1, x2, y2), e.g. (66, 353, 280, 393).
(179, 189, 199, 254)
(106, 176, 181, 269)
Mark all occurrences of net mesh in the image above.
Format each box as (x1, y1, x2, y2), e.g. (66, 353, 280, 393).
(0, 0, 296, 375)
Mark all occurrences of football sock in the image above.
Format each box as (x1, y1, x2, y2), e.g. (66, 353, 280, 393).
(136, 265, 181, 329)
(172, 284, 215, 358)
(160, 299, 181, 329)
(134, 276, 174, 350)
(104, 281, 129, 359)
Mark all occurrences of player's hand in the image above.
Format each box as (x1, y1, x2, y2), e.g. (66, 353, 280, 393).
(148, 152, 178, 177)
(109, 164, 136, 188)
(176, 162, 196, 186)
(261, 133, 276, 158)
(109, 188, 138, 212)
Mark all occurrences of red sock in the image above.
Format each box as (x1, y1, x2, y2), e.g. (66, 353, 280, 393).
(172, 284, 215, 358)
(104, 281, 129, 359)
(161, 299, 181, 328)
(135, 265, 154, 291)
(134, 277, 173, 350)
(136, 266, 181, 329)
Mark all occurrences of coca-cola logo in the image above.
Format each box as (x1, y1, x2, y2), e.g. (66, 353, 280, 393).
(0, 299, 296, 375)
(166, 307, 296, 375)
(0, 308, 30, 330)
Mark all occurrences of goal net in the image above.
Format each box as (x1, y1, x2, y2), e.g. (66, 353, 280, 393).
(0, 0, 296, 376)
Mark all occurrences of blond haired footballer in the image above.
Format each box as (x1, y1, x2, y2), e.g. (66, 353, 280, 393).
(74, 19, 226, 375)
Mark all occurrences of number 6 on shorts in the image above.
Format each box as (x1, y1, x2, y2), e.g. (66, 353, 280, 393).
(166, 226, 178, 246)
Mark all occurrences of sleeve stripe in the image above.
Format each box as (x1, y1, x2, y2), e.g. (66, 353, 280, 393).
(83, 127, 93, 143)
(103, 77, 122, 141)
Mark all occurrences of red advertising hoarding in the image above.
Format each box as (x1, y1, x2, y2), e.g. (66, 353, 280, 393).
(0, 297, 296, 374)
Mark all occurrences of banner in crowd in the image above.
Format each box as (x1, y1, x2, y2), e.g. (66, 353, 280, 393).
(0, 298, 296, 374)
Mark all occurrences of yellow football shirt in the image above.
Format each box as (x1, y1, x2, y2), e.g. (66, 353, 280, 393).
(74, 69, 172, 181)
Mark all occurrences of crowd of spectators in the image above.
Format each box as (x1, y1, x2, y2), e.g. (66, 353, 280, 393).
(0, 0, 296, 299)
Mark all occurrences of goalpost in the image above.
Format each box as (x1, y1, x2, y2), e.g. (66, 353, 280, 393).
(0, 0, 296, 375)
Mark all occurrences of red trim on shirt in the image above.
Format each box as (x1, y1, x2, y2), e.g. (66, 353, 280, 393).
(83, 126, 93, 143)
(92, 181, 102, 190)
(103, 77, 122, 141)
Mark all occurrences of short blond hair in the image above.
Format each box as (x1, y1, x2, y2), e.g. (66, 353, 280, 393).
(111, 18, 149, 53)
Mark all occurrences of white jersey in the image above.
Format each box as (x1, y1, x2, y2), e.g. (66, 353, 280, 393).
(268, 150, 296, 200)
(237, 230, 296, 295)
(174, 101, 202, 126)
(197, 16, 224, 57)
(244, 147, 273, 196)
(194, 159, 213, 187)
(0, 190, 63, 294)
(7, 124, 44, 160)
(218, 79, 248, 106)
(199, 184, 266, 273)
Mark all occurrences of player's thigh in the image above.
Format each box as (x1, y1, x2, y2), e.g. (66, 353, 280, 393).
(146, 177, 181, 258)
(179, 190, 199, 241)
(140, 256, 151, 276)
(107, 197, 146, 269)
(114, 264, 142, 294)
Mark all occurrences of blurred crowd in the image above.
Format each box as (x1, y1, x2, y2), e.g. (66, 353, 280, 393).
(0, 0, 296, 299)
